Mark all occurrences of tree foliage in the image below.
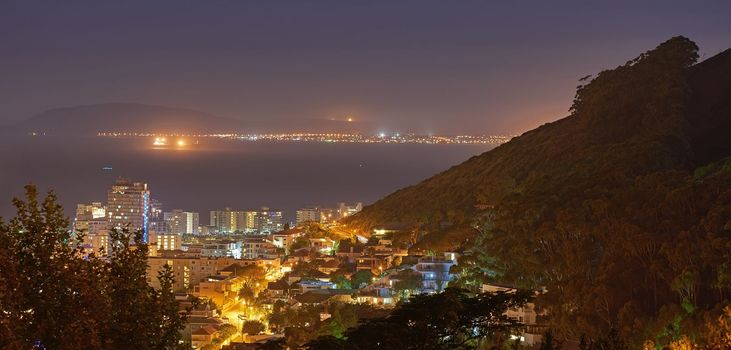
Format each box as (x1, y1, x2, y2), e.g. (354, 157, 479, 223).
(267, 302, 388, 348)
(242, 320, 265, 335)
(218, 323, 238, 339)
(331, 274, 352, 289)
(392, 269, 423, 298)
(305, 288, 532, 350)
(0, 185, 190, 350)
(477, 38, 731, 347)
(350, 270, 374, 289)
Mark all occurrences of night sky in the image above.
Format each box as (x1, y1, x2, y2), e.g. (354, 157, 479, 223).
(1, 1, 729, 134)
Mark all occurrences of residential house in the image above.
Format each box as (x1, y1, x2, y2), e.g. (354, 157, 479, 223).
(482, 283, 546, 347)
(191, 325, 220, 349)
(414, 255, 456, 293)
(308, 237, 335, 254)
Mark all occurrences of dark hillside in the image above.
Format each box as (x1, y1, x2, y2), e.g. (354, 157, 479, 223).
(346, 39, 730, 237)
(686, 49, 731, 165)
(345, 37, 731, 346)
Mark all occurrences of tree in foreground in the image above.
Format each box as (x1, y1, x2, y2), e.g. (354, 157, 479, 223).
(350, 270, 373, 289)
(304, 288, 532, 350)
(0, 185, 190, 350)
(242, 320, 266, 335)
(218, 323, 238, 340)
(392, 269, 423, 299)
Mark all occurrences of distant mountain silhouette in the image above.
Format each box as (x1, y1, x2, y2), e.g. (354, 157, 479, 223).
(4, 103, 375, 135)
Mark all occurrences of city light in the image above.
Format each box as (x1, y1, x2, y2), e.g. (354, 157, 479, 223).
(6, 3, 726, 350)
(100, 132, 515, 145)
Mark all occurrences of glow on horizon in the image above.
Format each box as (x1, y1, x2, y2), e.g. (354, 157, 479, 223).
(153, 137, 167, 146)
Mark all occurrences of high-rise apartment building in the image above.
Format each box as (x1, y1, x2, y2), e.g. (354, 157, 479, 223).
(210, 207, 283, 234)
(107, 178, 151, 241)
(73, 202, 107, 235)
(255, 207, 283, 233)
(239, 211, 257, 232)
(210, 209, 238, 234)
(296, 207, 321, 225)
(165, 209, 199, 235)
(148, 198, 165, 234)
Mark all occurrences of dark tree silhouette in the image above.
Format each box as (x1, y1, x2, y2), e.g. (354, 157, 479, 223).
(0, 185, 191, 349)
(305, 288, 532, 350)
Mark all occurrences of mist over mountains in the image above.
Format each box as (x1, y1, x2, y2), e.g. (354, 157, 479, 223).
(3, 103, 376, 136)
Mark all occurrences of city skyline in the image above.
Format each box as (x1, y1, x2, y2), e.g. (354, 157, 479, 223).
(1, 3, 729, 349)
(75, 176, 364, 229)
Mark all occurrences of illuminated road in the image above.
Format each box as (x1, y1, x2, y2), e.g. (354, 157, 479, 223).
(220, 298, 270, 342)
(220, 300, 247, 342)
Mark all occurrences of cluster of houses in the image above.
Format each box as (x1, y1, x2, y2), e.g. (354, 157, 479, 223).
(144, 227, 543, 349)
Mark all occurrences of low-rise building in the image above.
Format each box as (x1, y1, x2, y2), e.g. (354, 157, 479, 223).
(482, 283, 545, 347)
(193, 275, 244, 310)
(147, 255, 239, 291)
(414, 255, 456, 293)
(201, 240, 241, 258)
(336, 245, 365, 263)
(269, 228, 304, 254)
(149, 232, 182, 252)
(81, 229, 111, 256)
(317, 259, 341, 275)
(308, 237, 335, 254)
(356, 287, 395, 307)
(242, 237, 278, 259)
(288, 269, 330, 285)
(191, 325, 220, 349)
(265, 279, 290, 300)
(356, 255, 392, 273)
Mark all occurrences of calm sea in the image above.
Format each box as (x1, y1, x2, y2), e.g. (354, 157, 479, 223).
(0, 135, 493, 222)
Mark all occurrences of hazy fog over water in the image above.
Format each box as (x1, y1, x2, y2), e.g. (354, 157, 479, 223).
(0, 136, 493, 222)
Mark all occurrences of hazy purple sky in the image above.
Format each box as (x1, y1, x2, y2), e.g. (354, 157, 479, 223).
(1, 1, 729, 134)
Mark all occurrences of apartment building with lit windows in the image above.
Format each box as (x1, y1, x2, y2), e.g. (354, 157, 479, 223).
(107, 178, 150, 241)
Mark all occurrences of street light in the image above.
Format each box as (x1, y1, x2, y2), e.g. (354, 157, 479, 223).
(238, 314, 246, 341)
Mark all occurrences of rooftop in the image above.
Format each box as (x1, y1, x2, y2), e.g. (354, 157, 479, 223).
(293, 289, 355, 304)
(192, 325, 219, 336)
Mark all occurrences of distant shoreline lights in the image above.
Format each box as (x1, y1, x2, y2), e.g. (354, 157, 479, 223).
(98, 132, 514, 145)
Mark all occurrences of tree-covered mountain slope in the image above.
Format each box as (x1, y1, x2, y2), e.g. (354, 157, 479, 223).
(346, 37, 731, 346)
(346, 37, 730, 238)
